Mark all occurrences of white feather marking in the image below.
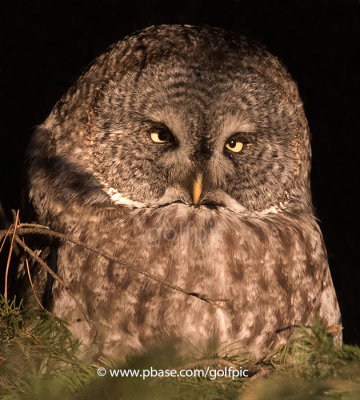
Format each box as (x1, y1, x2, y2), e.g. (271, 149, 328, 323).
(257, 201, 288, 216)
(103, 185, 148, 208)
(258, 205, 280, 215)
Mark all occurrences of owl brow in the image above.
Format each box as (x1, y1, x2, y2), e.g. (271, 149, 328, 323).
(227, 132, 251, 140)
(97, 120, 171, 136)
(226, 131, 256, 144)
(143, 119, 171, 131)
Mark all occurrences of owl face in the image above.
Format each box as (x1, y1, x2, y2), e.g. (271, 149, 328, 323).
(61, 25, 312, 214)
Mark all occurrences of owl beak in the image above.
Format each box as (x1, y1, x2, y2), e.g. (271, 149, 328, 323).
(192, 173, 203, 204)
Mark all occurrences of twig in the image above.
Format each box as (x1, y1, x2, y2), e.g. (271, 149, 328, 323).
(14, 237, 67, 289)
(4, 210, 19, 302)
(14, 237, 95, 331)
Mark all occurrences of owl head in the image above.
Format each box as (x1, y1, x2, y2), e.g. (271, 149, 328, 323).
(29, 24, 312, 218)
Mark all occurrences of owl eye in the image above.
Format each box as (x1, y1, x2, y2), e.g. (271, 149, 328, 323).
(225, 138, 244, 153)
(150, 128, 175, 144)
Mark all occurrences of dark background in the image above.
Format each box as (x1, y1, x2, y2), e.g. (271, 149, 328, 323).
(0, 0, 359, 344)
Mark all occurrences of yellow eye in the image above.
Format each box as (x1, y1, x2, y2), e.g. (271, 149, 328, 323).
(225, 139, 244, 153)
(150, 129, 173, 143)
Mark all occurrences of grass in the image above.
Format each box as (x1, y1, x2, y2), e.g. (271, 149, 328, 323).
(0, 296, 360, 399)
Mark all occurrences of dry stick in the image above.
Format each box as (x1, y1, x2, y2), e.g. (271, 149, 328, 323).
(8, 210, 21, 256)
(15, 237, 95, 331)
(4, 210, 19, 302)
(25, 258, 44, 310)
(0, 225, 50, 240)
(7, 224, 228, 312)
(14, 237, 67, 288)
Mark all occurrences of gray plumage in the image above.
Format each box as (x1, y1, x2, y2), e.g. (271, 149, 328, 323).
(24, 24, 341, 358)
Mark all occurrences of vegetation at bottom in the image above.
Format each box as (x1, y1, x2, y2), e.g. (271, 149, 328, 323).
(0, 296, 359, 400)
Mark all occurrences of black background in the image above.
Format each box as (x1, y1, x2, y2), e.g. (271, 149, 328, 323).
(0, 0, 359, 344)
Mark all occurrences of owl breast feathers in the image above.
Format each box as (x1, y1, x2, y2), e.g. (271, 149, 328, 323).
(24, 24, 341, 359)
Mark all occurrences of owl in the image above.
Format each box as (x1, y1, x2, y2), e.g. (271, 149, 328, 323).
(23, 24, 341, 359)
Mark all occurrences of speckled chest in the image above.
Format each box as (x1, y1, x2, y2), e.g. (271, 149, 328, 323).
(49, 203, 327, 357)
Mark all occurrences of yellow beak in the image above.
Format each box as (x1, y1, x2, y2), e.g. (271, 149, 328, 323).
(192, 173, 203, 204)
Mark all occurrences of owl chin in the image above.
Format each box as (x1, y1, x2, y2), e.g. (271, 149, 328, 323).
(104, 184, 249, 215)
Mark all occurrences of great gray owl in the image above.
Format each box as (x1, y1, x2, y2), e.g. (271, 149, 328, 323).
(24, 24, 341, 359)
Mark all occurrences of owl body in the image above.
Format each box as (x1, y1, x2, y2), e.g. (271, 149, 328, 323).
(25, 25, 341, 358)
